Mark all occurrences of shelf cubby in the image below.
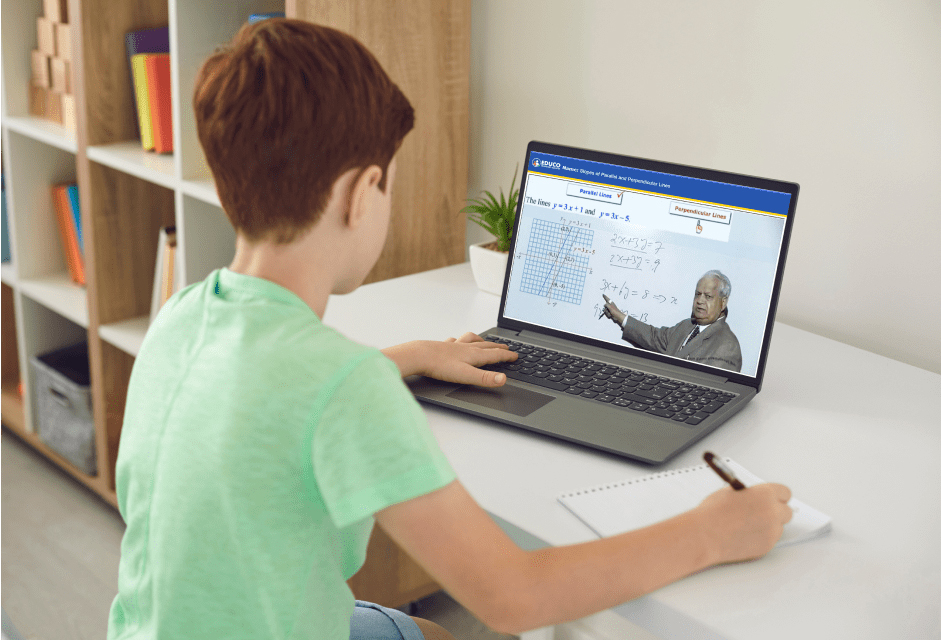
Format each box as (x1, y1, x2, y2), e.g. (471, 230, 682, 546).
(2, 129, 77, 281)
(17, 295, 88, 434)
(86, 163, 174, 326)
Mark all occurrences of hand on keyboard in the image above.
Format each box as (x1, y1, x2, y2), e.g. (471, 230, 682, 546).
(483, 336, 734, 425)
(383, 333, 518, 387)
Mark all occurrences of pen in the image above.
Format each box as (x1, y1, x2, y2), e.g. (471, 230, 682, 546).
(704, 451, 746, 490)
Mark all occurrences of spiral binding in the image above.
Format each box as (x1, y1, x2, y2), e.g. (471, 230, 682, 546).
(560, 459, 732, 498)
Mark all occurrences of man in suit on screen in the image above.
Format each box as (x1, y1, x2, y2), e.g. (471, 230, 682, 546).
(602, 270, 743, 372)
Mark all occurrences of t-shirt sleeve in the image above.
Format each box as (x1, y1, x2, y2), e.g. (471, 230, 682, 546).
(309, 352, 456, 529)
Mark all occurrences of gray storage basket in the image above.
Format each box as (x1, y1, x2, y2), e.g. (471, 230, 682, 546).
(30, 342, 97, 475)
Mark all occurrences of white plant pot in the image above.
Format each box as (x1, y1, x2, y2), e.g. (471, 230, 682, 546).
(469, 241, 509, 296)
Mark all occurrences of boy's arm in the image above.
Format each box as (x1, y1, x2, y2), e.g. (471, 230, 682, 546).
(376, 478, 791, 635)
(381, 332, 518, 387)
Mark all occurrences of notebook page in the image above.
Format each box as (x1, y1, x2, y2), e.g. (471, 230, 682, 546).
(558, 458, 831, 547)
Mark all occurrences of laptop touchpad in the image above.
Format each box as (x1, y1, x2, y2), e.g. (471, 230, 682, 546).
(446, 384, 554, 417)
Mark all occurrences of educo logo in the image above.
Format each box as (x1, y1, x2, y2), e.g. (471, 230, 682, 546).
(533, 158, 561, 170)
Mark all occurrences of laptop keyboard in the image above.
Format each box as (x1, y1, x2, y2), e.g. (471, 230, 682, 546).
(482, 336, 736, 426)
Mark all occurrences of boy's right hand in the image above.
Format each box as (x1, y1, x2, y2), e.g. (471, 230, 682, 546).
(382, 333, 518, 387)
(696, 483, 793, 564)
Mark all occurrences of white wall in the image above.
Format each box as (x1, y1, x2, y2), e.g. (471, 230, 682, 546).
(466, 0, 941, 374)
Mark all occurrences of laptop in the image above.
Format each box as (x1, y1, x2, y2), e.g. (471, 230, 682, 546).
(409, 141, 799, 464)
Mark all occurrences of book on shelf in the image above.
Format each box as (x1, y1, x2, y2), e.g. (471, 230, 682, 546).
(248, 12, 286, 23)
(66, 183, 82, 254)
(150, 226, 179, 324)
(125, 26, 169, 149)
(51, 182, 84, 285)
(145, 54, 173, 153)
(129, 52, 173, 153)
(130, 54, 156, 150)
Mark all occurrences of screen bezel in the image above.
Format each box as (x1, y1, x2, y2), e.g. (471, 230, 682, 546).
(495, 140, 799, 391)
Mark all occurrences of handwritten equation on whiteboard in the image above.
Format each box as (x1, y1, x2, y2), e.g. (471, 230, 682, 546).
(598, 279, 680, 306)
(608, 234, 664, 273)
(593, 232, 680, 324)
(592, 281, 680, 324)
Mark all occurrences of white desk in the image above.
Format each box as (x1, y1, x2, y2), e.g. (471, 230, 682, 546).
(324, 263, 941, 640)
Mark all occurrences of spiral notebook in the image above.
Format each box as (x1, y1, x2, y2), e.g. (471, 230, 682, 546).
(558, 457, 831, 547)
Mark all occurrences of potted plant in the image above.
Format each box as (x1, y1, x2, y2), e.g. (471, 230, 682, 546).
(462, 165, 519, 295)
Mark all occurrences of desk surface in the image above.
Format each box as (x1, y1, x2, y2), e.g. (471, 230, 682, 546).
(323, 263, 941, 640)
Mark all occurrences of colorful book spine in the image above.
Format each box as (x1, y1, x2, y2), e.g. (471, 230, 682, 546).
(248, 12, 285, 24)
(130, 54, 155, 150)
(145, 54, 173, 154)
(66, 183, 82, 254)
(51, 183, 84, 285)
(125, 26, 169, 146)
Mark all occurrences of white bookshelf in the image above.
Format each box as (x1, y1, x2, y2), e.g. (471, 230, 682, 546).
(0, 262, 16, 287)
(86, 142, 177, 191)
(99, 315, 150, 357)
(2, 116, 77, 153)
(19, 273, 89, 327)
(179, 178, 221, 207)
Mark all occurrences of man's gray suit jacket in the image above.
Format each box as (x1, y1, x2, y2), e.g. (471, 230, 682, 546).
(621, 314, 743, 372)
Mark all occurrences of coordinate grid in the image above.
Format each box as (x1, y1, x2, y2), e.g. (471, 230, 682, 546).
(519, 219, 594, 305)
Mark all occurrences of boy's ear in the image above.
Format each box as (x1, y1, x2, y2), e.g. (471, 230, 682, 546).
(345, 165, 385, 228)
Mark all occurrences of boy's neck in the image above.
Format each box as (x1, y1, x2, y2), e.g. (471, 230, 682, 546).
(228, 230, 341, 319)
(225, 163, 391, 319)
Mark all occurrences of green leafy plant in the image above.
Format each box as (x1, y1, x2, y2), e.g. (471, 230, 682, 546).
(461, 165, 520, 252)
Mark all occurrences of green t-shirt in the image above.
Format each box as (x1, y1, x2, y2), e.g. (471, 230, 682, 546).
(107, 268, 455, 640)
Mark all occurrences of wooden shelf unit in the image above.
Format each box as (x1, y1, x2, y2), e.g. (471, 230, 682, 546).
(2, 0, 468, 611)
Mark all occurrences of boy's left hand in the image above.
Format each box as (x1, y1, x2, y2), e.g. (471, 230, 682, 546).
(382, 332, 518, 387)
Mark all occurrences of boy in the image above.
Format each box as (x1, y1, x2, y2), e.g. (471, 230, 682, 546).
(108, 19, 792, 640)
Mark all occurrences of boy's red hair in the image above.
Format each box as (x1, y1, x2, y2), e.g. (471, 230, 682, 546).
(194, 19, 414, 243)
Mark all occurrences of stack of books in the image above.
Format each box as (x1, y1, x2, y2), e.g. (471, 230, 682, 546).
(29, 0, 76, 131)
(126, 26, 173, 153)
(51, 182, 83, 285)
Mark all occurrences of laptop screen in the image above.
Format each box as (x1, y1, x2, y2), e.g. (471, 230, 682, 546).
(499, 142, 798, 387)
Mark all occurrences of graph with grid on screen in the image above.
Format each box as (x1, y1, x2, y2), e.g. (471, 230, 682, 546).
(519, 218, 595, 305)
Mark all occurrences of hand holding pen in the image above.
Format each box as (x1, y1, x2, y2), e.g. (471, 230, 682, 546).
(601, 294, 626, 326)
(704, 451, 746, 490)
(698, 451, 793, 563)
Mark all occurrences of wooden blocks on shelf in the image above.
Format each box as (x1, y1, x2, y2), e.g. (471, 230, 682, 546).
(43, 0, 68, 24)
(52, 58, 72, 93)
(28, 82, 76, 132)
(55, 23, 72, 61)
(38, 17, 56, 56)
(31, 49, 51, 87)
(29, 3, 75, 131)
